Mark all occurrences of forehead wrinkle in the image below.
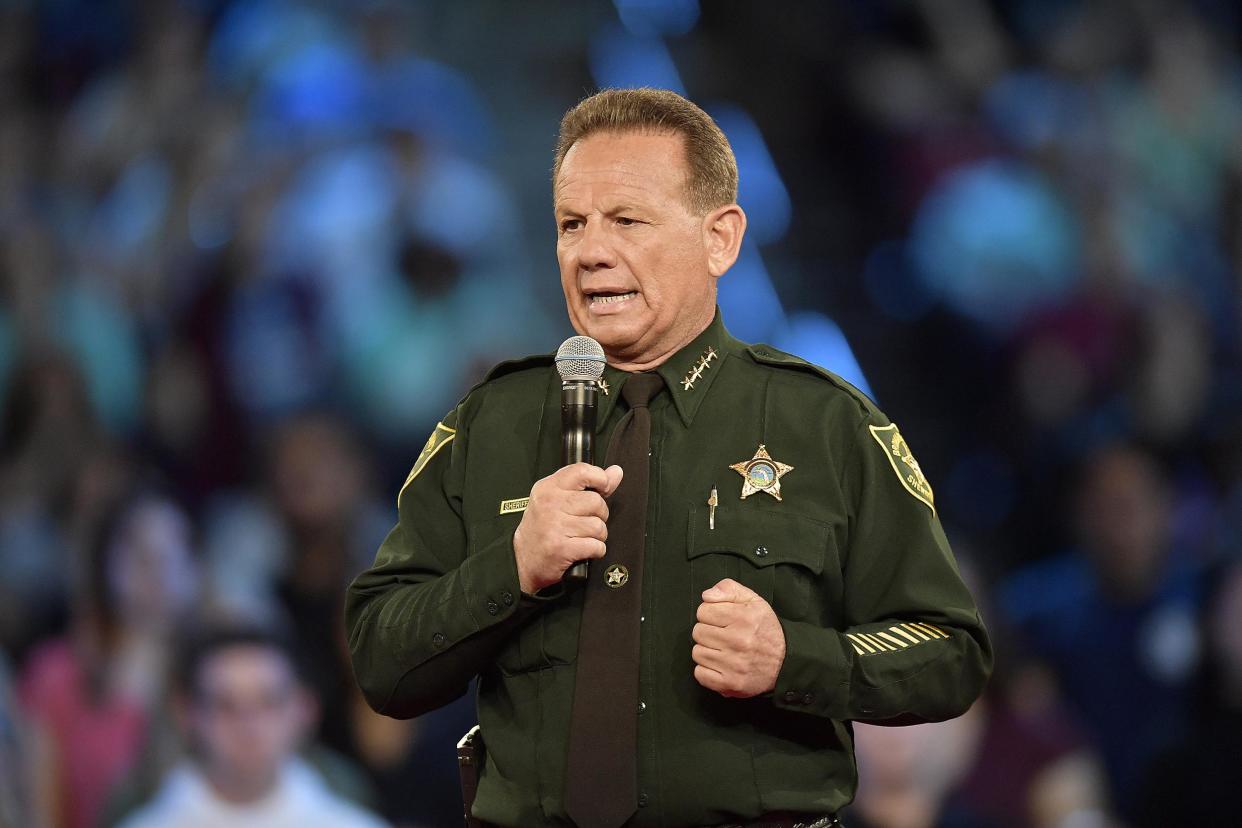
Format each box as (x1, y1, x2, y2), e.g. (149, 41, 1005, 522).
(554, 175, 665, 215)
(555, 151, 688, 206)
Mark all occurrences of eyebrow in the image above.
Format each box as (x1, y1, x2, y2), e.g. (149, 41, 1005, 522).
(554, 203, 645, 218)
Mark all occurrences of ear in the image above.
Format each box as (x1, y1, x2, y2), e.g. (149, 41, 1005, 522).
(703, 204, 747, 278)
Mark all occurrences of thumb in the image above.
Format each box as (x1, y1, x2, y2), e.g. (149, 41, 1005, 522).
(702, 578, 757, 603)
(600, 464, 624, 497)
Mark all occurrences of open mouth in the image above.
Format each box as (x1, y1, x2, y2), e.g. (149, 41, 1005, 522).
(588, 291, 638, 306)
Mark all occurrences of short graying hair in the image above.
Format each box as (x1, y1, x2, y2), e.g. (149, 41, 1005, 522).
(553, 87, 738, 214)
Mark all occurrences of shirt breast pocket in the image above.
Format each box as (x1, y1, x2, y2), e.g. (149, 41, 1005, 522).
(686, 504, 830, 621)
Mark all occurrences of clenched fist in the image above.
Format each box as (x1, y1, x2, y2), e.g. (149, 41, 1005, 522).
(691, 578, 786, 698)
(513, 463, 624, 594)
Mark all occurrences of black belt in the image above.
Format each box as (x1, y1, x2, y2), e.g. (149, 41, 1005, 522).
(716, 815, 841, 828)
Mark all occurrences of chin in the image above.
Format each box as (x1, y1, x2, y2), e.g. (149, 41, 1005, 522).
(577, 315, 645, 354)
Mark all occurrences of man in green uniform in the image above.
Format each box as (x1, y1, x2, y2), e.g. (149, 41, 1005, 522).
(346, 88, 991, 828)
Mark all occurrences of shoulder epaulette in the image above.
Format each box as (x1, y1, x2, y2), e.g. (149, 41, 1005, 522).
(744, 343, 880, 418)
(446, 352, 554, 426)
(481, 353, 555, 384)
(446, 352, 554, 417)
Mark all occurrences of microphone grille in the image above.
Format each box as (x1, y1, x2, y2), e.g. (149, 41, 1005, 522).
(555, 335, 606, 381)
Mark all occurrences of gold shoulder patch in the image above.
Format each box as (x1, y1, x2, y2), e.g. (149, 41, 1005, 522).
(868, 424, 935, 514)
(398, 422, 456, 504)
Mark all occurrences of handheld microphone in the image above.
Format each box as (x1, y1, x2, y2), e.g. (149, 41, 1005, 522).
(555, 335, 606, 582)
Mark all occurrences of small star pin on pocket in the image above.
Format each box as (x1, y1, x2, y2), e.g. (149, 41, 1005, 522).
(604, 563, 629, 588)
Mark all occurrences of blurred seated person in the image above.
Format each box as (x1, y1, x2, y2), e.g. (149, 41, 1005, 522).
(1138, 557, 1242, 827)
(947, 561, 1113, 828)
(846, 712, 993, 828)
(117, 626, 388, 828)
(0, 651, 36, 828)
(999, 443, 1201, 819)
(204, 413, 466, 824)
(20, 488, 199, 828)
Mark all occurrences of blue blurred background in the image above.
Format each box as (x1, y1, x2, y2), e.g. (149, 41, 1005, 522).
(1, 0, 1241, 826)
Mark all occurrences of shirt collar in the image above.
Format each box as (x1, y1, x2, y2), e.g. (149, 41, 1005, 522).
(596, 307, 742, 430)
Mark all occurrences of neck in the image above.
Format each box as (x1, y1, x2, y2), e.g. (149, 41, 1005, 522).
(605, 306, 714, 372)
(204, 763, 280, 805)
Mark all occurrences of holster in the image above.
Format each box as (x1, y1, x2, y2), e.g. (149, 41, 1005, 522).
(457, 725, 485, 828)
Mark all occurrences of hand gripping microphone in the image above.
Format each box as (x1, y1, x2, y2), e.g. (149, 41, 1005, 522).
(555, 335, 606, 582)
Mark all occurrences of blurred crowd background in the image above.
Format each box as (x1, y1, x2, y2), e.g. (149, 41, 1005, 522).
(0, 0, 1240, 826)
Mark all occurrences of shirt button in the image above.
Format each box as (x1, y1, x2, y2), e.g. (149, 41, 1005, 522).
(502, 590, 513, 606)
(637, 793, 649, 807)
(754, 545, 769, 557)
(802, 693, 815, 706)
(783, 690, 799, 704)
(638, 701, 647, 714)
(487, 601, 499, 615)
(432, 633, 446, 648)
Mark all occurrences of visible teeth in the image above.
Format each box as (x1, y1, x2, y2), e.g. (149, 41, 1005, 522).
(592, 292, 637, 304)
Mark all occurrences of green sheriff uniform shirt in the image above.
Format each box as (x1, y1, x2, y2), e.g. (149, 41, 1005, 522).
(346, 310, 992, 827)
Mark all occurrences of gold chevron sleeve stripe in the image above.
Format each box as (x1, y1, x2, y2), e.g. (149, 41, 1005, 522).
(919, 620, 953, 640)
(847, 634, 876, 654)
(850, 622, 955, 656)
(901, 623, 933, 641)
(907, 622, 936, 638)
(876, 631, 910, 649)
(855, 633, 885, 652)
(910, 622, 949, 639)
(890, 626, 922, 645)
(860, 633, 896, 652)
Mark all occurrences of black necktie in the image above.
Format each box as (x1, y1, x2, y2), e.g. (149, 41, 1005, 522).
(564, 372, 665, 828)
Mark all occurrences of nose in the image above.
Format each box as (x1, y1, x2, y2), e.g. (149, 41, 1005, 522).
(576, 218, 617, 273)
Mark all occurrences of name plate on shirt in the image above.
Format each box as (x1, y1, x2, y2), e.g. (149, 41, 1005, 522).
(499, 497, 530, 515)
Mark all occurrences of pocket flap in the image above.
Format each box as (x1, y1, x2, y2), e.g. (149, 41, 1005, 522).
(686, 504, 828, 574)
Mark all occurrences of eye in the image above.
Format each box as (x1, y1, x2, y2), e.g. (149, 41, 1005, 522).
(559, 218, 582, 234)
(617, 216, 639, 226)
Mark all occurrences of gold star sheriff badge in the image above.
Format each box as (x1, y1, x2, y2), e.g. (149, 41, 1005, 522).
(730, 444, 793, 500)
